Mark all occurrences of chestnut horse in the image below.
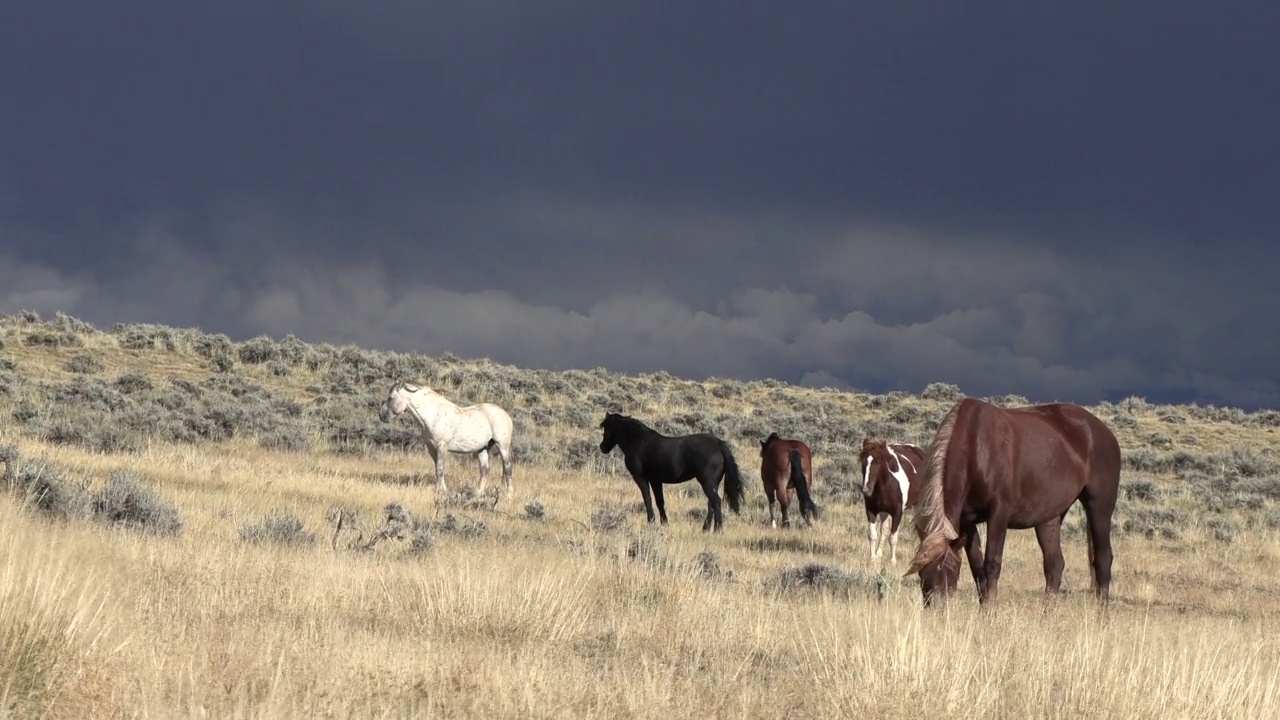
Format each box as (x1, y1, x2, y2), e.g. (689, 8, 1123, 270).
(905, 397, 1121, 606)
(857, 438, 925, 563)
(759, 433, 817, 528)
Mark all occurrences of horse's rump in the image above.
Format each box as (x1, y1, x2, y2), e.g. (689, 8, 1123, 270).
(759, 436, 813, 491)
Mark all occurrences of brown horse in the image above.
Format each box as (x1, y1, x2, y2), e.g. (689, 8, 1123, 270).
(858, 438, 925, 564)
(759, 433, 817, 528)
(905, 397, 1121, 606)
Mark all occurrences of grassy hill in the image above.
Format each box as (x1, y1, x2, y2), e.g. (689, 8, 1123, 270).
(1, 311, 1278, 718)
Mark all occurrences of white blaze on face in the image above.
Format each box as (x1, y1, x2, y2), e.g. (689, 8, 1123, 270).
(861, 456, 874, 495)
(886, 447, 913, 511)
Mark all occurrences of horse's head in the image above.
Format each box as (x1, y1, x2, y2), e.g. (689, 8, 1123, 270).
(599, 413, 622, 454)
(905, 482, 964, 607)
(858, 439, 899, 496)
(913, 544, 962, 607)
(759, 432, 781, 456)
(378, 382, 418, 422)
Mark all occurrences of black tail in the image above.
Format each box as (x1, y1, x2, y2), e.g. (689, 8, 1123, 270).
(717, 439, 744, 514)
(788, 447, 818, 524)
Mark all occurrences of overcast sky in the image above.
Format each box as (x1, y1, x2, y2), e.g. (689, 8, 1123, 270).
(3, 2, 1278, 409)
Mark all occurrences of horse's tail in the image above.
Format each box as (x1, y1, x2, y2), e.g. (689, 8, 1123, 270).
(717, 439, 744, 514)
(905, 400, 963, 577)
(788, 447, 818, 523)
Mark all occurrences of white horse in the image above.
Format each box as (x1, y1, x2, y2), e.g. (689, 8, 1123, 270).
(378, 381, 515, 495)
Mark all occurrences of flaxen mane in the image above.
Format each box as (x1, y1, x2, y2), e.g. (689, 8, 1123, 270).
(906, 400, 962, 576)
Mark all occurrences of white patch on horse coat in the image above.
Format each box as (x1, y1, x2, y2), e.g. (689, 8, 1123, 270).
(886, 446, 914, 511)
(867, 519, 880, 558)
(861, 456, 874, 495)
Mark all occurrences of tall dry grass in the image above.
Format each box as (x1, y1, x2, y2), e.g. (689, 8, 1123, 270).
(0, 501, 119, 719)
(0, 436, 1275, 718)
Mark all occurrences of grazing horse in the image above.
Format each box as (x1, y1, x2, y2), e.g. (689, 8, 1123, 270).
(858, 438, 925, 564)
(598, 413, 745, 532)
(377, 382, 515, 495)
(759, 433, 817, 528)
(905, 397, 1121, 607)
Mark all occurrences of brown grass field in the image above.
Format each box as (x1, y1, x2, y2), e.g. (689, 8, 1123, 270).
(1, 312, 1279, 718)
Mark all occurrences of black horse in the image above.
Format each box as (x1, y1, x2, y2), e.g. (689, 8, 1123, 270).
(599, 413, 745, 532)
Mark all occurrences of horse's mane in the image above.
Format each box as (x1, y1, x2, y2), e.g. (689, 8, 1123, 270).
(602, 413, 654, 435)
(906, 401, 962, 576)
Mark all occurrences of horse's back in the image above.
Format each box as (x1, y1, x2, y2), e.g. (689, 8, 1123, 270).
(960, 398, 1120, 521)
(640, 432, 727, 482)
(467, 402, 514, 442)
(1004, 402, 1118, 465)
(891, 443, 925, 476)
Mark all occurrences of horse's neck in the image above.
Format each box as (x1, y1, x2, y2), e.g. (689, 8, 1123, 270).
(613, 423, 656, 451)
(407, 393, 457, 435)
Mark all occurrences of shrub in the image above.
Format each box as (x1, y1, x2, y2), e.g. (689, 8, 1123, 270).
(590, 505, 628, 533)
(257, 426, 312, 452)
(239, 511, 317, 546)
(2, 456, 92, 522)
(237, 336, 281, 364)
(63, 353, 104, 375)
(432, 513, 488, 539)
(921, 382, 964, 402)
(23, 330, 82, 348)
(90, 471, 183, 536)
(113, 372, 152, 394)
(405, 523, 435, 555)
(1121, 476, 1163, 502)
(768, 563, 871, 597)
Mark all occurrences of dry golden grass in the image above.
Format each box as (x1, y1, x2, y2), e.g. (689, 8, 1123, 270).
(4, 316, 1280, 717)
(0, 431, 1278, 719)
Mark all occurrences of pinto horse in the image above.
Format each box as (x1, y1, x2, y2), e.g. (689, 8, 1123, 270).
(759, 433, 817, 528)
(905, 397, 1121, 606)
(857, 438, 925, 563)
(598, 413, 745, 532)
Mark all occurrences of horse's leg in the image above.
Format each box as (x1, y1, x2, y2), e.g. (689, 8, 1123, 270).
(1081, 493, 1117, 605)
(1035, 515, 1066, 595)
(476, 448, 490, 493)
(634, 477, 657, 524)
(650, 481, 669, 525)
(426, 443, 446, 491)
(887, 509, 903, 564)
(766, 484, 777, 529)
(866, 509, 880, 559)
(701, 478, 723, 532)
(779, 485, 791, 529)
(980, 514, 1011, 605)
(497, 442, 514, 495)
(961, 521, 986, 598)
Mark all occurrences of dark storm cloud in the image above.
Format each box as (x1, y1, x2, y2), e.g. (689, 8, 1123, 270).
(2, 2, 1278, 409)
